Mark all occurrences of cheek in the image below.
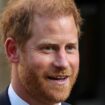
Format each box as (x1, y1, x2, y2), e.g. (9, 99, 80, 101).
(30, 54, 54, 70)
(69, 54, 79, 85)
(69, 54, 79, 72)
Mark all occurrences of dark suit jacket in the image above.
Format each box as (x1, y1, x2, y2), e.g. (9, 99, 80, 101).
(0, 88, 70, 105)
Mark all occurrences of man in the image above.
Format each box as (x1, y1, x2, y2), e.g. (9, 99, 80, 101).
(0, 0, 82, 105)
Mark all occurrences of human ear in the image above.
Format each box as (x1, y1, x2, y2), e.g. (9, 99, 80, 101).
(4, 37, 19, 63)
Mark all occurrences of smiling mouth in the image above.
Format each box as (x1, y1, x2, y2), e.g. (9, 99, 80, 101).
(48, 76, 69, 80)
(47, 75, 70, 85)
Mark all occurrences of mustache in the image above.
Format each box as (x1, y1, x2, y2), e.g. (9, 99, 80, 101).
(47, 69, 72, 76)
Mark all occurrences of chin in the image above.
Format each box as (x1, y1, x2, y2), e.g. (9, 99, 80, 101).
(44, 87, 71, 103)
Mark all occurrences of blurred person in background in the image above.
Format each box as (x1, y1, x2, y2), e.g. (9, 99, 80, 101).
(0, 0, 82, 105)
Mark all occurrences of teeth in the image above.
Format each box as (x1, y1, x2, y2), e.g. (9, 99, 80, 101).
(57, 77, 65, 79)
(48, 76, 68, 80)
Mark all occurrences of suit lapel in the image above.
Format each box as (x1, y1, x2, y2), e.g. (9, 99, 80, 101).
(0, 88, 11, 105)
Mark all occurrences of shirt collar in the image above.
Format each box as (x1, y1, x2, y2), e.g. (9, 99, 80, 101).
(8, 84, 29, 105)
(8, 84, 61, 105)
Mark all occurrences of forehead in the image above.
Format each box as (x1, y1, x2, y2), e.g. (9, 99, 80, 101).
(34, 15, 77, 32)
(30, 15, 78, 43)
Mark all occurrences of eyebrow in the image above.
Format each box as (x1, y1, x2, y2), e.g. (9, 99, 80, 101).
(36, 39, 78, 45)
(37, 39, 58, 45)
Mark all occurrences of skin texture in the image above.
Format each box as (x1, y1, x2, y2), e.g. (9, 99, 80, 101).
(5, 15, 79, 105)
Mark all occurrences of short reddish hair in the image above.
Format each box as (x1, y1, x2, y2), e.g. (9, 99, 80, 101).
(0, 0, 82, 48)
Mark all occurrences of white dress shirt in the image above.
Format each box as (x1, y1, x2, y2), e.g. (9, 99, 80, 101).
(8, 84, 61, 105)
(8, 84, 29, 105)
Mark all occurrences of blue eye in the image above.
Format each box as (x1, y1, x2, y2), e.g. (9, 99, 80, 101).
(39, 44, 58, 54)
(66, 44, 77, 53)
(43, 46, 54, 51)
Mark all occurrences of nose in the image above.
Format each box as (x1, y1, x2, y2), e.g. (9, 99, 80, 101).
(53, 51, 69, 70)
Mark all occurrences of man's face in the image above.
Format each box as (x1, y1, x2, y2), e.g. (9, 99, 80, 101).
(18, 15, 79, 104)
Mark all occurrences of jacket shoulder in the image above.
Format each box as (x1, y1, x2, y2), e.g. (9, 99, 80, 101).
(0, 88, 11, 105)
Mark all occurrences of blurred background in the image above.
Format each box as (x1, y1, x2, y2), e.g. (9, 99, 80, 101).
(0, 0, 105, 105)
(0, 0, 10, 93)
